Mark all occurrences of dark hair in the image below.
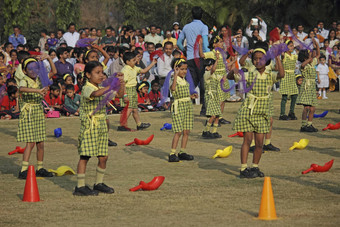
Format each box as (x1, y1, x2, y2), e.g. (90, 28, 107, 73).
(146, 42, 155, 48)
(105, 26, 114, 31)
(41, 29, 48, 34)
(192, 6, 203, 20)
(298, 49, 309, 62)
(209, 34, 222, 49)
(204, 58, 216, 67)
(172, 49, 181, 56)
(134, 47, 143, 53)
(151, 80, 159, 86)
(106, 46, 116, 53)
(327, 29, 337, 40)
(7, 85, 18, 97)
(163, 41, 173, 48)
(13, 25, 20, 29)
(0, 52, 4, 59)
(319, 54, 326, 60)
(68, 23, 76, 29)
(56, 47, 67, 58)
(119, 46, 128, 57)
(155, 43, 162, 49)
(49, 49, 57, 56)
(6, 78, 17, 86)
(4, 42, 13, 50)
(50, 83, 60, 91)
(17, 44, 25, 49)
(252, 41, 271, 66)
(149, 25, 157, 29)
(57, 29, 65, 34)
(10, 49, 17, 56)
(123, 52, 136, 64)
(307, 29, 316, 38)
(66, 84, 75, 91)
(84, 61, 102, 77)
(83, 50, 97, 62)
(17, 51, 30, 63)
(34, 46, 41, 52)
(138, 34, 145, 39)
(171, 58, 187, 69)
(286, 40, 293, 46)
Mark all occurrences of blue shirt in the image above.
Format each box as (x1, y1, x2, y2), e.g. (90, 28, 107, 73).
(55, 60, 74, 78)
(8, 34, 26, 49)
(177, 20, 209, 60)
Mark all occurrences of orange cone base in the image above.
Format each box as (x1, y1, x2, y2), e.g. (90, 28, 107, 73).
(22, 165, 40, 202)
(256, 177, 278, 220)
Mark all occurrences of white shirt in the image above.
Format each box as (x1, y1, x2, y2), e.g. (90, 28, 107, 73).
(245, 20, 267, 41)
(304, 38, 320, 48)
(297, 31, 307, 41)
(317, 28, 329, 39)
(233, 36, 249, 49)
(316, 63, 329, 75)
(99, 56, 115, 69)
(157, 53, 173, 78)
(63, 32, 80, 47)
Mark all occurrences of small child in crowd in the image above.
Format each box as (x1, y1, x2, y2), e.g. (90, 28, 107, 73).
(137, 81, 153, 112)
(64, 84, 81, 116)
(0, 85, 20, 119)
(316, 55, 329, 99)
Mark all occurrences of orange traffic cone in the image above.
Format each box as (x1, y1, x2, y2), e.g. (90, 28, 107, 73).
(257, 177, 277, 220)
(22, 165, 40, 202)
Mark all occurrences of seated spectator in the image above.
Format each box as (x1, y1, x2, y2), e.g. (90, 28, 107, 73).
(64, 84, 80, 116)
(148, 80, 168, 110)
(162, 30, 177, 47)
(134, 48, 150, 81)
(100, 26, 116, 47)
(171, 22, 181, 40)
(63, 73, 74, 85)
(108, 46, 127, 75)
(145, 25, 163, 45)
(137, 81, 154, 111)
(135, 34, 146, 51)
(44, 83, 64, 114)
(55, 47, 74, 82)
(0, 85, 19, 119)
(74, 73, 83, 94)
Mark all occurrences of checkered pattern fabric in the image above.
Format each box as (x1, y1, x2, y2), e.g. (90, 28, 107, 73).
(268, 93, 274, 118)
(17, 77, 46, 142)
(280, 53, 298, 95)
(171, 81, 193, 133)
(121, 86, 138, 109)
(297, 59, 318, 106)
(233, 68, 277, 133)
(204, 73, 222, 117)
(78, 83, 108, 156)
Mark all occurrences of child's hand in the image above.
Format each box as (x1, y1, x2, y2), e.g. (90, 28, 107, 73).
(152, 58, 158, 64)
(190, 93, 198, 99)
(318, 78, 321, 84)
(39, 87, 48, 96)
(91, 43, 101, 50)
(247, 49, 253, 55)
(174, 67, 180, 75)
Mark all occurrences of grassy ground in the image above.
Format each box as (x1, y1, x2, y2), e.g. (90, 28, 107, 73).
(0, 92, 339, 227)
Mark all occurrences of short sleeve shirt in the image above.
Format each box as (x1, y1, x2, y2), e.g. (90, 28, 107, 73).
(121, 65, 142, 87)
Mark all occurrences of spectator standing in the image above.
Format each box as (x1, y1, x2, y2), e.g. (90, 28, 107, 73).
(63, 23, 80, 47)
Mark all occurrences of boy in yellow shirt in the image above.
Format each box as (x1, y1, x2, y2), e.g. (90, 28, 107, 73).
(118, 52, 157, 131)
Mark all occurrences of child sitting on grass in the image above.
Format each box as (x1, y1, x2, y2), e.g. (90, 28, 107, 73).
(64, 84, 81, 116)
(0, 85, 19, 119)
(137, 81, 154, 112)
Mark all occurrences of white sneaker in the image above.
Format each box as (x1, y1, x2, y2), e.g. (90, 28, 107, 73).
(323, 96, 328, 99)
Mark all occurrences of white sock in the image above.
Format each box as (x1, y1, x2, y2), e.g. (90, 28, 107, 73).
(323, 90, 327, 98)
(318, 90, 322, 96)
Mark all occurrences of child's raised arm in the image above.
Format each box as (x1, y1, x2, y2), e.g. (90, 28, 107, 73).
(313, 38, 320, 59)
(140, 58, 157, 74)
(170, 67, 179, 92)
(91, 43, 110, 66)
(239, 50, 253, 66)
(19, 86, 48, 96)
(275, 56, 285, 79)
(210, 52, 219, 75)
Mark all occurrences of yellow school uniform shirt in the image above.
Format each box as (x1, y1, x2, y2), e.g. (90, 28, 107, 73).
(121, 65, 142, 87)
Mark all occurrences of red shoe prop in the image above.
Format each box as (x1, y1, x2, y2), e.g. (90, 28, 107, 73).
(322, 122, 340, 131)
(228, 132, 244, 137)
(302, 159, 334, 174)
(8, 146, 25, 155)
(129, 176, 165, 192)
(125, 134, 154, 146)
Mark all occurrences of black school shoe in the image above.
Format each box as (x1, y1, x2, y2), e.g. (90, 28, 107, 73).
(212, 132, 222, 138)
(288, 112, 297, 120)
(250, 167, 265, 177)
(263, 143, 280, 151)
(168, 154, 180, 162)
(117, 126, 133, 131)
(93, 183, 114, 194)
(73, 186, 99, 196)
(279, 115, 289, 120)
(219, 118, 231, 124)
(36, 168, 53, 177)
(202, 131, 214, 139)
(300, 125, 318, 132)
(240, 168, 257, 178)
(137, 123, 151, 130)
(18, 170, 28, 179)
(108, 139, 117, 146)
(178, 152, 194, 161)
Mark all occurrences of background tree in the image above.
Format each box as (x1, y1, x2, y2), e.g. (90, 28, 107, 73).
(56, 0, 81, 31)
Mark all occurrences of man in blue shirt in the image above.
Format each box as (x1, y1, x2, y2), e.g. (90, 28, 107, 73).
(177, 6, 209, 115)
(8, 26, 26, 49)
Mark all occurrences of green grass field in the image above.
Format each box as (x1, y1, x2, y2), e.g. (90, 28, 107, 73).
(0, 92, 339, 227)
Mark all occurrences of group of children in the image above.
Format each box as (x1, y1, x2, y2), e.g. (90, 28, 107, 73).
(1, 22, 339, 196)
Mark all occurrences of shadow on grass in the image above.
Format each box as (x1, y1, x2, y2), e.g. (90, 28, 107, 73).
(0, 127, 17, 138)
(306, 146, 340, 157)
(0, 155, 76, 192)
(123, 144, 239, 177)
(272, 174, 340, 195)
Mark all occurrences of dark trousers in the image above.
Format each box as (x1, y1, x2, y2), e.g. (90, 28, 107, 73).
(187, 58, 206, 112)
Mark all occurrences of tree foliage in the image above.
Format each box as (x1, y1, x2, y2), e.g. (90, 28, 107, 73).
(56, 0, 81, 31)
(2, 0, 31, 37)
